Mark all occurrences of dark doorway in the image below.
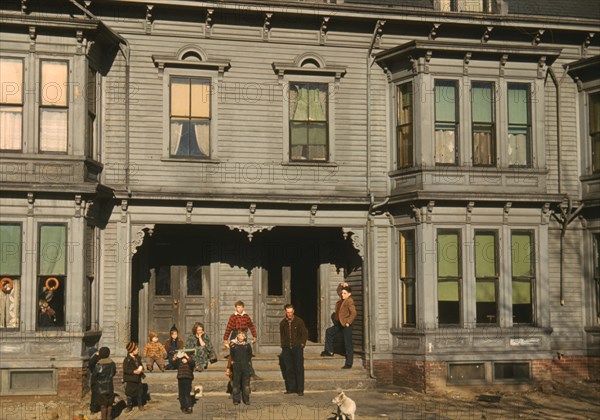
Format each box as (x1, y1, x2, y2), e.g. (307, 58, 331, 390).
(291, 259, 319, 342)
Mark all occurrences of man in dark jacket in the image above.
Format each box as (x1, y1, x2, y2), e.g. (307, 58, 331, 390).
(279, 304, 308, 396)
(89, 346, 116, 420)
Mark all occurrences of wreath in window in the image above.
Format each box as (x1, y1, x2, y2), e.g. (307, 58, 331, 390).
(1, 277, 13, 294)
(45, 277, 60, 291)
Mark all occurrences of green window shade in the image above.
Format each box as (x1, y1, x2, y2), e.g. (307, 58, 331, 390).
(39, 225, 66, 275)
(512, 280, 531, 304)
(290, 122, 308, 145)
(476, 281, 496, 302)
(512, 233, 533, 277)
(0, 224, 21, 275)
(472, 83, 493, 123)
(435, 81, 457, 122)
(400, 231, 415, 278)
(590, 93, 600, 134)
(308, 123, 327, 145)
(508, 84, 529, 125)
(475, 232, 496, 278)
(438, 232, 459, 277)
(438, 280, 459, 301)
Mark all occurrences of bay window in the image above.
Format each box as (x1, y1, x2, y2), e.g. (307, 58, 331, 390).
(511, 231, 535, 325)
(397, 82, 414, 169)
(471, 82, 496, 166)
(507, 83, 531, 167)
(435, 80, 459, 165)
(437, 230, 462, 325)
(0, 58, 24, 151)
(39, 60, 69, 153)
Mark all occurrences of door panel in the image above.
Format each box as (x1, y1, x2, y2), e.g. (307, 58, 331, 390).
(148, 266, 179, 343)
(261, 266, 291, 345)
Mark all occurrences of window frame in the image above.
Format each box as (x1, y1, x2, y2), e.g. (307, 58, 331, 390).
(38, 59, 70, 154)
(86, 66, 98, 160)
(396, 81, 414, 169)
(510, 230, 536, 326)
(436, 229, 463, 326)
(471, 81, 497, 167)
(288, 81, 329, 163)
(593, 233, 600, 325)
(0, 222, 23, 330)
(434, 79, 460, 166)
(399, 229, 417, 327)
(589, 91, 600, 174)
(0, 57, 25, 152)
(474, 230, 499, 326)
(506, 82, 532, 168)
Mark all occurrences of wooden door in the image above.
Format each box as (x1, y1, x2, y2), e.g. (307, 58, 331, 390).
(148, 265, 210, 343)
(260, 266, 291, 345)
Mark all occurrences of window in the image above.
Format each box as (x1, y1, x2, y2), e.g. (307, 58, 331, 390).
(397, 82, 414, 169)
(437, 231, 461, 325)
(475, 231, 498, 325)
(0, 58, 24, 151)
(507, 83, 531, 167)
(39, 61, 69, 153)
(435, 80, 459, 165)
(593, 234, 600, 324)
(511, 231, 535, 325)
(590, 92, 600, 173)
(399, 230, 416, 326)
(186, 265, 203, 296)
(86, 67, 97, 159)
(471, 82, 496, 166)
(0, 224, 21, 329)
(38, 224, 67, 329)
(493, 362, 530, 381)
(289, 82, 328, 162)
(170, 77, 210, 158)
(440, 0, 495, 13)
(155, 266, 171, 296)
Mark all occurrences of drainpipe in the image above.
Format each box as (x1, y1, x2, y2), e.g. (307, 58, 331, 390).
(547, 67, 568, 195)
(365, 20, 385, 380)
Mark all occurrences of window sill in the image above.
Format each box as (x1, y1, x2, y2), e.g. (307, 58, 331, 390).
(281, 161, 338, 168)
(161, 157, 221, 164)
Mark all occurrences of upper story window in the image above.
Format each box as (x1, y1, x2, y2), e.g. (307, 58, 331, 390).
(435, 80, 459, 165)
(471, 82, 496, 166)
(170, 77, 211, 158)
(396, 82, 414, 169)
(590, 92, 600, 173)
(289, 82, 328, 162)
(439, 0, 496, 13)
(86, 67, 97, 159)
(507, 83, 532, 167)
(0, 58, 24, 152)
(39, 60, 69, 153)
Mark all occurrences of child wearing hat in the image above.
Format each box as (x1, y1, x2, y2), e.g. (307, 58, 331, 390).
(143, 331, 167, 372)
(123, 341, 145, 412)
(89, 346, 116, 420)
(173, 350, 196, 413)
(164, 324, 184, 370)
(229, 329, 253, 405)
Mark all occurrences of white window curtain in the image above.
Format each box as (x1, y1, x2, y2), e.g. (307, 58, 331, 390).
(0, 108, 22, 150)
(40, 109, 67, 152)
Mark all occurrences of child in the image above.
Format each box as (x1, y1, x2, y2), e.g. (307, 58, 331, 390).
(123, 341, 145, 412)
(89, 347, 116, 420)
(173, 351, 195, 414)
(164, 324, 184, 370)
(38, 299, 56, 327)
(143, 331, 167, 372)
(229, 329, 253, 405)
(223, 300, 257, 346)
(185, 322, 217, 372)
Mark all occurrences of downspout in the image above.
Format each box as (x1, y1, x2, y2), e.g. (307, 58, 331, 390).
(547, 67, 568, 195)
(364, 20, 385, 380)
(68, 0, 131, 196)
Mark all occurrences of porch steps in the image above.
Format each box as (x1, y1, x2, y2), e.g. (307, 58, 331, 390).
(144, 346, 376, 394)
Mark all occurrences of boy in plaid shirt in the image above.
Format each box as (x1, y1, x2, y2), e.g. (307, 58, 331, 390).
(223, 300, 259, 379)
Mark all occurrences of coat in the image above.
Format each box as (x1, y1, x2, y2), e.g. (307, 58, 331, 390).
(279, 316, 308, 349)
(143, 340, 167, 360)
(337, 297, 357, 326)
(164, 337, 184, 356)
(122, 354, 144, 383)
(185, 333, 217, 371)
(89, 355, 116, 410)
(174, 357, 195, 380)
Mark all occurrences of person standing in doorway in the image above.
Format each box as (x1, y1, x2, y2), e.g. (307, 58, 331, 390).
(279, 304, 308, 396)
(321, 286, 356, 369)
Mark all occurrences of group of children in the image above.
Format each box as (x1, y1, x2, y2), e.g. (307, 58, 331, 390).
(88, 300, 258, 416)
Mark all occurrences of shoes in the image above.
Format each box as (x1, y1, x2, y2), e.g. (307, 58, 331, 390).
(138, 405, 145, 411)
(320, 351, 334, 357)
(124, 407, 132, 413)
(297, 392, 304, 396)
(342, 365, 352, 369)
(185, 408, 193, 414)
(233, 401, 240, 405)
(251, 374, 263, 380)
(284, 391, 297, 394)
(243, 401, 250, 405)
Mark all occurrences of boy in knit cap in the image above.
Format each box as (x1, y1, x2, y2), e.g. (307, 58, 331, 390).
(123, 341, 145, 411)
(164, 324, 184, 370)
(143, 331, 167, 372)
(229, 329, 253, 405)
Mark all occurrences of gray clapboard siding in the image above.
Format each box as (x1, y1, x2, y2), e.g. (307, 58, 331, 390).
(218, 263, 256, 340)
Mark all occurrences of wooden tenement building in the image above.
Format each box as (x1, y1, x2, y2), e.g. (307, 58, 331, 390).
(0, 0, 599, 397)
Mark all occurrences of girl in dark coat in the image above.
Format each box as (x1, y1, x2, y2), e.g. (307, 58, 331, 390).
(89, 347, 116, 420)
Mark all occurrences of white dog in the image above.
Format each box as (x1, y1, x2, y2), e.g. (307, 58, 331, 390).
(332, 391, 356, 420)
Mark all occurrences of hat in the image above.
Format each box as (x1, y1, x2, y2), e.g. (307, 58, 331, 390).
(98, 347, 110, 359)
(87, 347, 98, 358)
(126, 341, 137, 353)
(169, 324, 178, 333)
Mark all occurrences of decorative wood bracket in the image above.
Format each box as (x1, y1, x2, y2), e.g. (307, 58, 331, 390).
(27, 192, 35, 216)
(532, 29, 545, 46)
(145, 4, 154, 34)
(186, 201, 193, 224)
(481, 26, 493, 43)
(131, 225, 155, 255)
(205, 9, 214, 38)
(426, 200, 435, 223)
(29, 26, 36, 52)
(228, 225, 274, 242)
(310, 205, 318, 225)
(499, 54, 508, 77)
(541, 202, 551, 225)
(466, 201, 475, 224)
(373, 20, 385, 49)
(537, 56, 547, 79)
(120, 200, 128, 223)
(424, 50, 432, 74)
(583, 32, 595, 56)
(76, 30, 84, 55)
(249, 203, 256, 224)
(21, 0, 28, 14)
(463, 52, 472, 75)
(410, 204, 422, 224)
(428, 23, 441, 40)
(75, 195, 83, 218)
(263, 13, 272, 41)
(503, 202, 512, 224)
(319, 16, 330, 45)
(342, 228, 364, 260)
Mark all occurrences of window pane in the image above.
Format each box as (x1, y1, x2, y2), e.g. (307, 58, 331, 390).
(290, 122, 308, 146)
(0, 224, 21, 275)
(435, 126, 456, 164)
(475, 232, 496, 278)
(267, 267, 283, 296)
(0, 58, 23, 104)
(438, 232, 459, 277)
(435, 81, 457, 122)
(398, 125, 414, 168)
(309, 123, 327, 145)
(170, 118, 187, 155)
(593, 133, 600, 173)
(438, 280, 459, 301)
(476, 281, 495, 302)
(508, 130, 528, 166)
(41, 61, 68, 107)
(472, 83, 493, 123)
(191, 120, 210, 157)
(187, 265, 203, 296)
(308, 84, 327, 121)
(508, 84, 529, 125)
(0, 279, 19, 329)
(191, 80, 210, 118)
(398, 83, 413, 125)
(38, 276, 64, 328)
(438, 280, 460, 324)
(39, 225, 66, 276)
(0, 107, 22, 150)
(290, 84, 309, 121)
(155, 266, 171, 296)
(476, 281, 497, 324)
(403, 280, 416, 326)
(400, 231, 415, 278)
(512, 233, 533, 278)
(171, 78, 190, 117)
(512, 280, 531, 304)
(591, 93, 600, 134)
(473, 129, 493, 165)
(40, 109, 68, 152)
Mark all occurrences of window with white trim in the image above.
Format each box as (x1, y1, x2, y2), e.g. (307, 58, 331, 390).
(471, 82, 496, 166)
(0, 58, 24, 151)
(0, 223, 21, 329)
(39, 60, 69, 153)
(397, 82, 414, 169)
(435, 80, 459, 165)
(437, 230, 462, 325)
(511, 231, 535, 325)
(37, 224, 67, 329)
(399, 230, 416, 326)
(507, 83, 532, 167)
(590, 92, 600, 174)
(289, 82, 329, 162)
(475, 231, 498, 325)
